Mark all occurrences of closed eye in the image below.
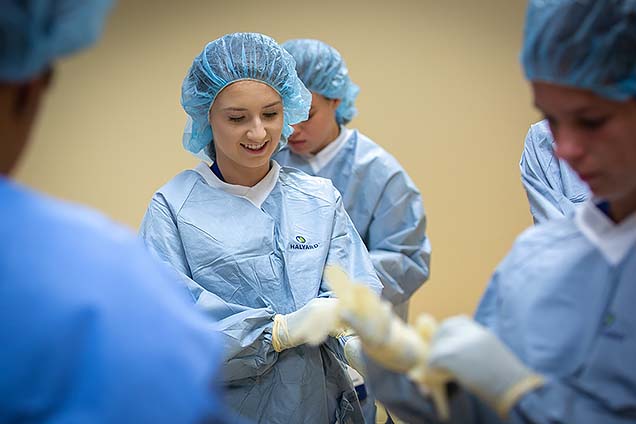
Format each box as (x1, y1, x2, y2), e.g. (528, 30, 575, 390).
(577, 116, 609, 131)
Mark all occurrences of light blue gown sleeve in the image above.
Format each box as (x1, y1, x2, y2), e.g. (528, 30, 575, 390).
(366, 172, 430, 305)
(520, 122, 581, 224)
(140, 194, 279, 382)
(324, 191, 383, 296)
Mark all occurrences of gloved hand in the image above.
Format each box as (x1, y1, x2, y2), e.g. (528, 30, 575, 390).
(324, 266, 462, 420)
(325, 266, 428, 372)
(272, 297, 343, 352)
(427, 316, 544, 419)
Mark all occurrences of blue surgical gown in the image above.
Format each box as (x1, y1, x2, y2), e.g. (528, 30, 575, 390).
(363, 202, 636, 423)
(274, 128, 430, 315)
(139, 162, 383, 424)
(0, 177, 229, 423)
(520, 120, 590, 224)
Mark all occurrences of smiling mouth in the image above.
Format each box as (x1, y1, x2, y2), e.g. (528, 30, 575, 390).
(240, 140, 269, 153)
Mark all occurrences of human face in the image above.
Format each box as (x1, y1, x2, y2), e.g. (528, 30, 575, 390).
(532, 82, 636, 220)
(288, 92, 341, 155)
(209, 80, 283, 186)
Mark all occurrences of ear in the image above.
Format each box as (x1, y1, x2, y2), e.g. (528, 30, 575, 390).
(331, 98, 342, 110)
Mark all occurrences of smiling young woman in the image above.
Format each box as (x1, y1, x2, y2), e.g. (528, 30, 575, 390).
(139, 32, 382, 424)
(208, 80, 284, 186)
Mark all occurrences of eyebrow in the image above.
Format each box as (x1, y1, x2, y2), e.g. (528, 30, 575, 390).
(262, 101, 282, 109)
(534, 101, 604, 116)
(222, 101, 282, 112)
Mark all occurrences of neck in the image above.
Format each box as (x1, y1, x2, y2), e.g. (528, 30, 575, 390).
(0, 84, 36, 175)
(311, 123, 341, 155)
(608, 189, 636, 223)
(215, 156, 270, 187)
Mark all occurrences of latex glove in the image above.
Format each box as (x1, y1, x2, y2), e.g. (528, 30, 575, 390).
(325, 266, 451, 420)
(427, 316, 545, 419)
(325, 266, 428, 372)
(272, 297, 342, 352)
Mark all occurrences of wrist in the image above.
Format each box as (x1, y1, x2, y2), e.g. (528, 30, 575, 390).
(272, 314, 288, 352)
(495, 373, 545, 419)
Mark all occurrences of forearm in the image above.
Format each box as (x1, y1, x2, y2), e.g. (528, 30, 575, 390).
(370, 248, 430, 305)
(215, 316, 282, 383)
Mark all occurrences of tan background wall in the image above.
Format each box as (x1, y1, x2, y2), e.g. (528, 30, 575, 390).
(14, 0, 540, 321)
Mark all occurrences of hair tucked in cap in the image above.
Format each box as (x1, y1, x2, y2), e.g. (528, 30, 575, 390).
(282, 39, 359, 125)
(522, 0, 636, 101)
(0, 0, 113, 82)
(181, 32, 312, 160)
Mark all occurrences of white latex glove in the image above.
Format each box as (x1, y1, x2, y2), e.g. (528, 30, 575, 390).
(272, 297, 342, 352)
(427, 316, 545, 419)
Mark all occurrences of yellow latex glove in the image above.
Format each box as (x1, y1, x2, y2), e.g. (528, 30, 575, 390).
(324, 265, 450, 420)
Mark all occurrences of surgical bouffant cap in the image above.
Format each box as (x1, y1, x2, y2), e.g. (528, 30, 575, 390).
(0, 0, 113, 82)
(522, 0, 636, 101)
(282, 39, 360, 125)
(181, 33, 311, 160)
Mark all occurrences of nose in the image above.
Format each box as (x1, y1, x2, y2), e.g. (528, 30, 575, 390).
(290, 123, 302, 138)
(246, 117, 267, 141)
(552, 125, 586, 165)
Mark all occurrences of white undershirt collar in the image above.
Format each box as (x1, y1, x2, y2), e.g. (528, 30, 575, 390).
(301, 126, 352, 173)
(194, 160, 280, 208)
(574, 199, 636, 265)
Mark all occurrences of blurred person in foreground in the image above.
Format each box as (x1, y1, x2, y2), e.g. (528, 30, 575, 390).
(0, 2, 231, 422)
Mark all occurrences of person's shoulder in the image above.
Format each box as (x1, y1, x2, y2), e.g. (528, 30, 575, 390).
(349, 129, 410, 177)
(1, 181, 180, 297)
(273, 146, 292, 161)
(529, 119, 551, 138)
(148, 167, 205, 211)
(278, 166, 340, 204)
(503, 216, 583, 269)
(524, 119, 554, 152)
(154, 168, 203, 197)
(1, 180, 131, 245)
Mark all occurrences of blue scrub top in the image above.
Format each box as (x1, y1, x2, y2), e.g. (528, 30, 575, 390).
(0, 177, 229, 423)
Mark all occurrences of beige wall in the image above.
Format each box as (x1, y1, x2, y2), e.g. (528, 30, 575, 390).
(14, 0, 540, 320)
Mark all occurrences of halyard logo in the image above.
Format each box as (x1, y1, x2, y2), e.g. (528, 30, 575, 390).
(290, 235, 319, 250)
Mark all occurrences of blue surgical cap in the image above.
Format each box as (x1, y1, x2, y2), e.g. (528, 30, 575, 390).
(181, 33, 311, 160)
(522, 0, 636, 101)
(0, 0, 113, 82)
(282, 39, 360, 125)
